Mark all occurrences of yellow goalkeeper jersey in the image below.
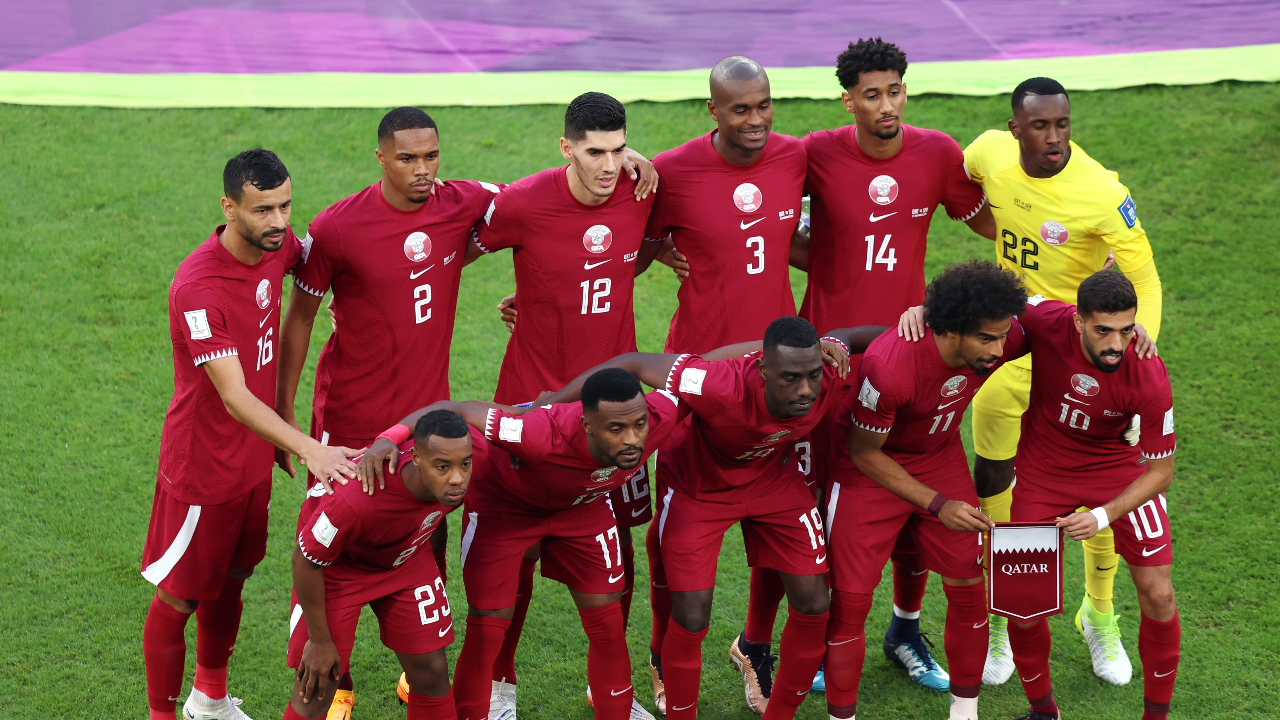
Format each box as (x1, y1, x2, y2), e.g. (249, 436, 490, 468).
(963, 130, 1153, 305)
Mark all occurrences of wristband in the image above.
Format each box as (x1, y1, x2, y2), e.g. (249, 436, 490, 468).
(1089, 506, 1111, 531)
(376, 424, 411, 446)
(927, 493, 949, 517)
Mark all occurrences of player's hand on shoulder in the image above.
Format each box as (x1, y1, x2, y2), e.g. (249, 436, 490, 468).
(898, 305, 926, 342)
(939, 499, 995, 532)
(1057, 510, 1101, 541)
(819, 338, 850, 379)
(300, 442, 360, 494)
(297, 637, 341, 702)
(357, 437, 399, 494)
(497, 293, 517, 332)
(1132, 323, 1158, 359)
(621, 148, 659, 200)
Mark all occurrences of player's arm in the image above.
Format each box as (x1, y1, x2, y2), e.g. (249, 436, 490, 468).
(356, 400, 528, 491)
(1124, 258, 1163, 341)
(541, 352, 686, 405)
(822, 326, 888, 357)
(848, 426, 993, 532)
(275, 287, 325, 473)
(1058, 455, 1174, 541)
(291, 545, 340, 702)
(963, 203, 997, 240)
(203, 355, 358, 491)
(634, 237, 667, 275)
(789, 225, 810, 271)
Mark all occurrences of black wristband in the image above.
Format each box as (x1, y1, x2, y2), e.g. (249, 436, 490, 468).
(927, 493, 949, 517)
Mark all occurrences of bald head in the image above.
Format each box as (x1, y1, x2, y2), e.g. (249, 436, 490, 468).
(706, 56, 773, 164)
(710, 56, 767, 95)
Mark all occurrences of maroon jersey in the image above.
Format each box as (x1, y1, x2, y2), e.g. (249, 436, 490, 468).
(800, 124, 986, 332)
(645, 132, 806, 353)
(294, 180, 501, 439)
(1018, 297, 1176, 483)
(662, 344, 849, 499)
(295, 438, 474, 607)
(475, 168, 656, 404)
(837, 324, 1028, 486)
(160, 226, 302, 505)
(479, 392, 686, 514)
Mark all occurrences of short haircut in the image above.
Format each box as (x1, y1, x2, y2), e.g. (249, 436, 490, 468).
(1076, 270, 1138, 317)
(414, 409, 470, 445)
(764, 316, 820, 352)
(835, 37, 908, 90)
(378, 106, 438, 144)
(223, 148, 289, 201)
(1012, 77, 1069, 112)
(581, 367, 643, 413)
(564, 92, 626, 143)
(923, 261, 1027, 336)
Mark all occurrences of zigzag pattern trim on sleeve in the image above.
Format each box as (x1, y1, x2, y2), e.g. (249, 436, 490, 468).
(193, 347, 237, 366)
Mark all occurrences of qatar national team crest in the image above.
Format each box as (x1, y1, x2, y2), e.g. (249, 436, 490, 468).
(1040, 221, 1069, 246)
(591, 467, 618, 484)
(941, 375, 968, 397)
(732, 183, 763, 212)
(868, 175, 899, 205)
(404, 232, 432, 262)
(583, 224, 613, 254)
(255, 279, 271, 309)
(1071, 373, 1101, 397)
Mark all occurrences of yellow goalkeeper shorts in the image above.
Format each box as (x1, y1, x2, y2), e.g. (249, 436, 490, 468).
(971, 354, 1032, 461)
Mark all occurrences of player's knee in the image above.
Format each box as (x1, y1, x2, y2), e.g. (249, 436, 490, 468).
(670, 593, 713, 633)
(156, 589, 198, 615)
(227, 566, 254, 581)
(973, 457, 1014, 498)
(290, 691, 330, 719)
(1136, 578, 1177, 620)
(404, 652, 451, 697)
(789, 591, 830, 617)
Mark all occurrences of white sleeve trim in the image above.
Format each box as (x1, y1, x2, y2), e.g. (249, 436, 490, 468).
(852, 419, 892, 434)
(294, 278, 326, 297)
(296, 533, 333, 566)
(643, 232, 672, 243)
(664, 354, 693, 394)
(484, 407, 497, 440)
(820, 336, 850, 356)
(948, 193, 987, 222)
(1142, 446, 1176, 460)
(192, 347, 237, 366)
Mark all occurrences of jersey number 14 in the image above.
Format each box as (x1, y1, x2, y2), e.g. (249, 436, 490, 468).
(864, 235, 898, 271)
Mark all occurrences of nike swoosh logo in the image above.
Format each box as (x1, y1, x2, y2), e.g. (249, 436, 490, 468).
(168, 696, 180, 702)
(631, 507, 648, 517)
(1020, 673, 1042, 683)
(410, 264, 434, 280)
(672, 704, 695, 712)
(869, 212, 897, 222)
(1142, 544, 1167, 557)
(815, 555, 826, 564)
(827, 637, 860, 646)
(796, 690, 807, 695)
(740, 217, 765, 229)
(1063, 393, 1088, 405)
(911, 570, 929, 576)
(936, 397, 964, 410)
(1096, 565, 1117, 572)
(1153, 669, 1175, 678)
(973, 620, 989, 629)
(258, 308, 273, 328)
(438, 626, 450, 637)
(584, 259, 611, 270)
(609, 572, 624, 583)
(611, 686, 633, 696)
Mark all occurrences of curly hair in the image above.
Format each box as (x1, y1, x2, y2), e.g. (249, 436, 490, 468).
(835, 37, 908, 91)
(923, 261, 1027, 336)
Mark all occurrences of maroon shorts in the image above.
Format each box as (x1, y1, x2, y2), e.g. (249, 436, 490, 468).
(824, 471, 984, 594)
(655, 479, 825, 593)
(286, 567, 454, 673)
(1012, 473, 1173, 566)
(460, 491, 623, 609)
(609, 461, 653, 528)
(140, 474, 271, 601)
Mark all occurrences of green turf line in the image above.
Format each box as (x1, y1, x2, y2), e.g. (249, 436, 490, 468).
(2, 43, 1277, 108)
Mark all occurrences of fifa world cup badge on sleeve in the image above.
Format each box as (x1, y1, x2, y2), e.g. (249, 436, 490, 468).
(986, 523, 1064, 620)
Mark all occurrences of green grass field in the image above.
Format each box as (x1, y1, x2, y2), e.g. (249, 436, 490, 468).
(2, 81, 1278, 720)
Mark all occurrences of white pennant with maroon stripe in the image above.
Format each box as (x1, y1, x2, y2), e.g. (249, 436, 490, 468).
(986, 522, 1064, 620)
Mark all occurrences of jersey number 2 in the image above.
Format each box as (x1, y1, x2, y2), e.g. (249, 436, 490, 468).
(414, 284, 432, 324)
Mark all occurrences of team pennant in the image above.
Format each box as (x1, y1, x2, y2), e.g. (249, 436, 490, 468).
(986, 522, 1064, 620)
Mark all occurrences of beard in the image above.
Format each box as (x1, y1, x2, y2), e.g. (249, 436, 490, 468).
(1088, 347, 1125, 374)
(872, 123, 900, 140)
(241, 221, 286, 252)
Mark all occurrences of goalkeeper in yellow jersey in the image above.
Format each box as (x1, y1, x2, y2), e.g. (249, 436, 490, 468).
(964, 77, 1163, 688)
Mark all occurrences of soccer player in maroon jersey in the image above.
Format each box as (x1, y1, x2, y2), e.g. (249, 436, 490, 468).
(823, 261, 1027, 720)
(140, 150, 360, 720)
(357, 369, 690, 720)
(542, 318, 882, 720)
(1001, 272, 1179, 720)
(799, 38, 997, 693)
(472, 92, 663, 717)
(639, 55, 808, 714)
(285, 410, 478, 720)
